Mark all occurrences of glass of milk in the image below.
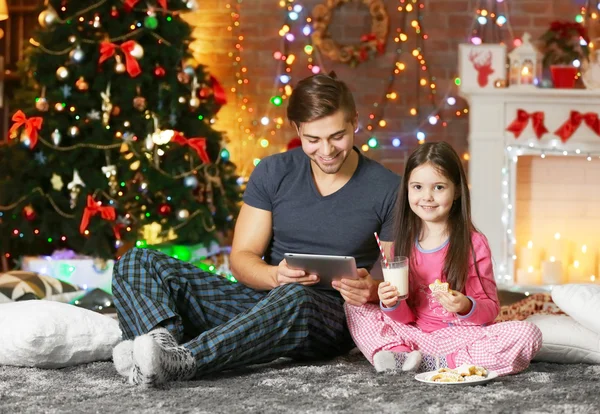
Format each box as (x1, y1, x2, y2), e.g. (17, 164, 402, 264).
(382, 256, 409, 300)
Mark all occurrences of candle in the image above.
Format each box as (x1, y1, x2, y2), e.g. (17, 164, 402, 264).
(575, 244, 596, 280)
(547, 233, 566, 264)
(521, 65, 533, 84)
(519, 240, 539, 271)
(567, 260, 592, 283)
(542, 259, 563, 285)
(517, 266, 540, 286)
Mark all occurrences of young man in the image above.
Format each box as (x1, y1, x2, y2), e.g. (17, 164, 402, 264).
(111, 73, 400, 386)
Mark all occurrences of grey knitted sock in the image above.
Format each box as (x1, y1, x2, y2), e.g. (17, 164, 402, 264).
(418, 354, 449, 372)
(128, 330, 196, 387)
(112, 340, 133, 377)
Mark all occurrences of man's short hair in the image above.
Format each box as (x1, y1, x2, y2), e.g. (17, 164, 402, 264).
(287, 72, 356, 126)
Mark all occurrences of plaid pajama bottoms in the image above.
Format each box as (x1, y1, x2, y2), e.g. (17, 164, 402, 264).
(345, 303, 543, 376)
(112, 248, 354, 376)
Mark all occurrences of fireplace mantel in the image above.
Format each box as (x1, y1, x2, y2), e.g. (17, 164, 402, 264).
(460, 86, 600, 288)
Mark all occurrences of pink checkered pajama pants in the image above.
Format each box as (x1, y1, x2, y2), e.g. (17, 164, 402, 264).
(345, 303, 543, 376)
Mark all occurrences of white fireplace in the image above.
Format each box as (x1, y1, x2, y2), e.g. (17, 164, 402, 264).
(460, 87, 600, 291)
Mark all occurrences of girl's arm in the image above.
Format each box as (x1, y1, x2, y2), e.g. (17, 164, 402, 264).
(456, 233, 500, 325)
(380, 299, 416, 324)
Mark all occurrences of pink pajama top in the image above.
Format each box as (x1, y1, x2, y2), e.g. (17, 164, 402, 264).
(382, 232, 500, 333)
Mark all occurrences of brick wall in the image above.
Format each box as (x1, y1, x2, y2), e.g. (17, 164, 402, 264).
(185, 0, 584, 176)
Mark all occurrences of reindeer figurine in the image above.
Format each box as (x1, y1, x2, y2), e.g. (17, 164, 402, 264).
(469, 50, 495, 87)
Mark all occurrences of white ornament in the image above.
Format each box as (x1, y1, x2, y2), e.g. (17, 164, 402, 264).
(67, 169, 86, 190)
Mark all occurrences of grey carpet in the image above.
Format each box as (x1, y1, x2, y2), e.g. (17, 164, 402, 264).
(1, 350, 599, 413)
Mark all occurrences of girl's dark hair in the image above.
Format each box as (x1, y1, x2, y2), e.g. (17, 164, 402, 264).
(287, 72, 356, 126)
(393, 142, 480, 293)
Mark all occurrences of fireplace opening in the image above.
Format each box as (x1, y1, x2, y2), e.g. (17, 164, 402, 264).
(514, 155, 600, 286)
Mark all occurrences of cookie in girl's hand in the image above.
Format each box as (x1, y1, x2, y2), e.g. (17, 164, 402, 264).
(429, 279, 449, 293)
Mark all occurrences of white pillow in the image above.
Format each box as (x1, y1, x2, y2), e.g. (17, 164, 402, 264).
(527, 314, 600, 364)
(0, 301, 122, 368)
(551, 284, 600, 335)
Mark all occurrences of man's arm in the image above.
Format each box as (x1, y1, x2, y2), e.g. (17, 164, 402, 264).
(229, 203, 278, 290)
(331, 241, 392, 305)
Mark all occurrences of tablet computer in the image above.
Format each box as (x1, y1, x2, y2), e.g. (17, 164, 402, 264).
(284, 253, 358, 288)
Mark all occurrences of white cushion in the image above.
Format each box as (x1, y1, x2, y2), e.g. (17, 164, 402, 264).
(551, 284, 600, 335)
(0, 301, 122, 368)
(527, 314, 600, 364)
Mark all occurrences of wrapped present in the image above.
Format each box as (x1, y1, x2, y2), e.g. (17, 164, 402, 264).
(146, 241, 222, 263)
(21, 250, 114, 294)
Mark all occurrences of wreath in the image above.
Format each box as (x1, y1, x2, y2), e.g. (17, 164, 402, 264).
(311, 0, 389, 66)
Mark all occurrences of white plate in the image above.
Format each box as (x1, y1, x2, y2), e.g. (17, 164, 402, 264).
(415, 370, 499, 385)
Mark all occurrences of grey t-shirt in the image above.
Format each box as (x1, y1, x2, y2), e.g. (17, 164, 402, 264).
(243, 147, 400, 271)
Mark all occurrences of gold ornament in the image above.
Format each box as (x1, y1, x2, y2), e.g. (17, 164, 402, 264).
(35, 97, 49, 112)
(75, 76, 89, 91)
(92, 14, 101, 29)
(114, 55, 126, 74)
(51, 173, 64, 191)
(101, 84, 113, 126)
(494, 78, 507, 88)
(68, 126, 80, 137)
(177, 209, 190, 220)
(38, 8, 58, 28)
(177, 72, 190, 84)
(55, 103, 65, 112)
(56, 66, 69, 80)
(102, 165, 118, 196)
(189, 97, 200, 108)
(178, 96, 187, 104)
(68, 35, 77, 44)
(133, 96, 147, 111)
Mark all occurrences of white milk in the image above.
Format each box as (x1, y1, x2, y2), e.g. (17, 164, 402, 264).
(383, 267, 409, 298)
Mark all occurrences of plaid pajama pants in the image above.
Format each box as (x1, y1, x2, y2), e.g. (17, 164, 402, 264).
(112, 248, 354, 376)
(345, 303, 543, 376)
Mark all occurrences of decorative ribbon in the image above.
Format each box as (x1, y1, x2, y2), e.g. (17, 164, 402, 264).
(79, 196, 116, 234)
(9, 110, 43, 149)
(554, 111, 600, 143)
(505, 109, 548, 139)
(98, 41, 141, 77)
(112, 223, 124, 240)
(210, 75, 227, 105)
(359, 33, 385, 54)
(125, 0, 167, 11)
(172, 133, 211, 164)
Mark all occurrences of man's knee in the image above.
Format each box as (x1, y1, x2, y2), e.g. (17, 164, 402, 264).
(274, 283, 314, 305)
(113, 247, 151, 289)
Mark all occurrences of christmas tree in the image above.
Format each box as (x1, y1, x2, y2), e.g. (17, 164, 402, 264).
(0, 0, 240, 262)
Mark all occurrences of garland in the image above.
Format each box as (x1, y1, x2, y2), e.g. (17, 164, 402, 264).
(311, 0, 389, 66)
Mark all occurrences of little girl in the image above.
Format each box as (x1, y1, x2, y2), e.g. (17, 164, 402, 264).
(345, 142, 542, 376)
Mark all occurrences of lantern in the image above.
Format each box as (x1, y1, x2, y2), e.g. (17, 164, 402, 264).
(509, 33, 542, 87)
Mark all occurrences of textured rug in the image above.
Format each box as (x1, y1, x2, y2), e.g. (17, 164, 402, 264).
(1, 350, 599, 413)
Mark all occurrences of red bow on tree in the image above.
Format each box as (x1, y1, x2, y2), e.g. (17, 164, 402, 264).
(98, 41, 141, 77)
(125, 0, 167, 11)
(554, 111, 600, 142)
(172, 133, 211, 164)
(79, 196, 117, 234)
(9, 110, 43, 149)
(506, 109, 548, 139)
